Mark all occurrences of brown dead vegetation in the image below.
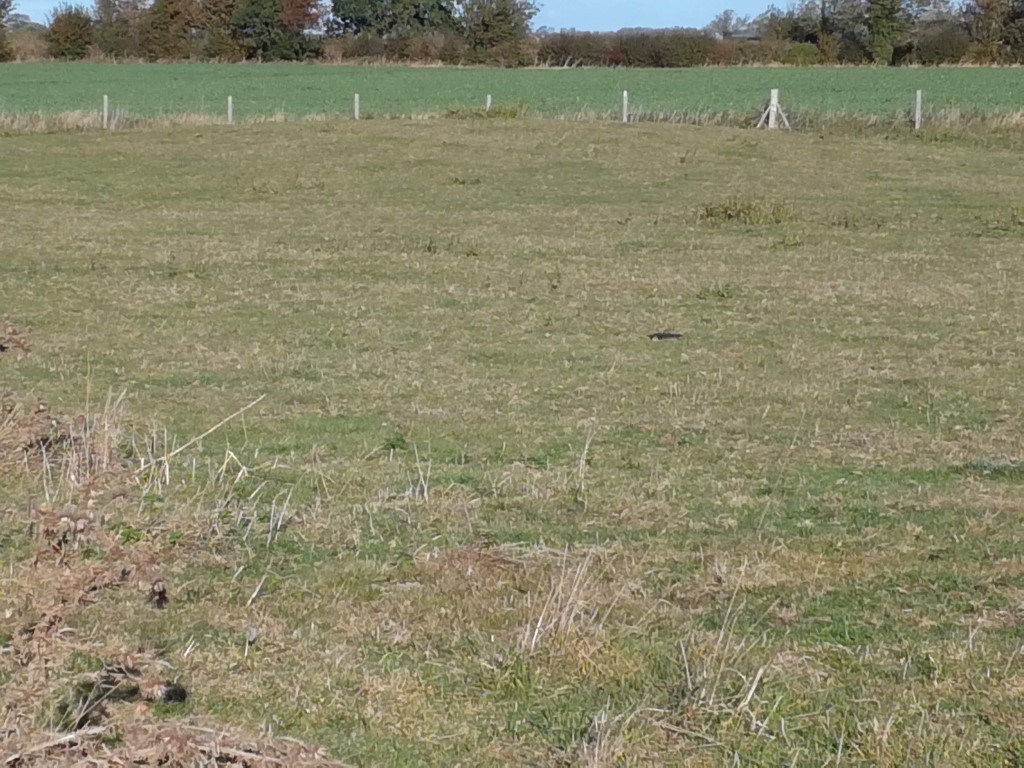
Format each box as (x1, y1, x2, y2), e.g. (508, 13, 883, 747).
(0, 322, 30, 357)
(1, 720, 346, 766)
(0, 393, 345, 768)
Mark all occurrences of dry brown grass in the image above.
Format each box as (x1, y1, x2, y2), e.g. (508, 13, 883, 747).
(4, 105, 1024, 137)
(0, 110, 300, 134)
(0, 394, 348, 767)
(2, 720, 349, 766)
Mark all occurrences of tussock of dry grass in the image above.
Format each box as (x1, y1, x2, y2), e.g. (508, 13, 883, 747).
(0, 395, 347, 767)
(1, 720, 349, 766)
(5, 105, 1024, 136)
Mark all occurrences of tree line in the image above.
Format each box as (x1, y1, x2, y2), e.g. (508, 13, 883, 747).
(0, 0, 538, 61)
(544, 1, 1024, 67)
(1, 0, 1023, 64)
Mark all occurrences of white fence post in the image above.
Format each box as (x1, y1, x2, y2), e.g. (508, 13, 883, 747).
(756, 88, 790, 131)
(102, 94, 109, 130)
(914, 89, 922, 131)
(227, 96, 233, 126)
(486, 94, 492, 112)
(622, 90, 629, 124)
(354, 93, 360, 120)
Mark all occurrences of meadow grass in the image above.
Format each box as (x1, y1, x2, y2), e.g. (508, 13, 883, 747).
(1, 117, 1024, 765)
(4, 62, 1024, 125)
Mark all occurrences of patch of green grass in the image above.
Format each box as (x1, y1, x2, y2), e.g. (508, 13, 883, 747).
(4, 63, 1024, 125)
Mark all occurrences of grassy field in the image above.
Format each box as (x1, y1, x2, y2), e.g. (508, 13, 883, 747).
(3, 62, 1024, 124)
(2, 117, 1024, 765)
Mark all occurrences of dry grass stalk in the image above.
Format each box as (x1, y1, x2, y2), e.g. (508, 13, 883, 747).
(1, 392, 349, 767)
(1, 720, 351, 767)
(518, 550, 627, 655)
(5, 105, 1024, 136)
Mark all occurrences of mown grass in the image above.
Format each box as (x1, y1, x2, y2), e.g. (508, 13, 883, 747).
(4, 62, 1024, 124)
(2, 117, 1024, 765)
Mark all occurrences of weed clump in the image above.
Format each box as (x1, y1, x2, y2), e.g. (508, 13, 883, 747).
(445, 104, 530, 120)
(980, 207, 1024, 234)
(695, 281, 737, 300)
(954, 458, 1023, 482)
(699, 197, 791, 226)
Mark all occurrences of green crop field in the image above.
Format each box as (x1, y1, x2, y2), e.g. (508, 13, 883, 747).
(2, 62, 1024, 122)
(2, 116, 1024, 765)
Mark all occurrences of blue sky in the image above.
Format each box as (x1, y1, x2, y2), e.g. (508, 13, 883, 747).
(535, 1, 769, 32)
(13, 0, 768, 29)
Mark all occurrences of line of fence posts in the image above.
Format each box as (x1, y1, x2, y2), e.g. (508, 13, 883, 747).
(93, 89, 929, 131)
(750, 88, 924, 131)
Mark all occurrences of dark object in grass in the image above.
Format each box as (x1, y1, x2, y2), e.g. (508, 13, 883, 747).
(148, 580, 168, 609)
(151, 682, 188, 703)
(0, 343, 7, 353)
(648, 331, 683, 341)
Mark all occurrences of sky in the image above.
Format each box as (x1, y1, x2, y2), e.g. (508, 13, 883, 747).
(13, 0, 769, 29)
(534, 1, 769, 32)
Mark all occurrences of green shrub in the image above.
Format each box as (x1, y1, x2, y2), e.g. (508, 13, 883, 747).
(783, 42, 820, 66)
(0, 0, 13, 62)
(0, 0, 10, 61)
(538, 31, 612, 66)
(963, 40, 1004, 64)
(836, 36, 871, 63)
(734, 40, 776, 65)
(230, 0, 320, 60)
(710, 38, 739, 65)
(618, 31, 713, 68)
(817, 33, 840, 64)
(94, 18, 142, 58)
(202, 26, 243, 60)
(142, 0, 199, 60)
(710, 39, 777, 66)
(914, 20, 970, 65)
(438, 34, 467, 63)
(661, 32, 715, 67)
(344, 32, 385, 58)
(46, 4, 94, 59)
(0, 28, 13, 61)
(458, 0, 535, 53)
(480, 38, 531, 66)
(617, 33, 656, 66)
(381, 34, 408, 59)
(401, 33, 446, 61)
